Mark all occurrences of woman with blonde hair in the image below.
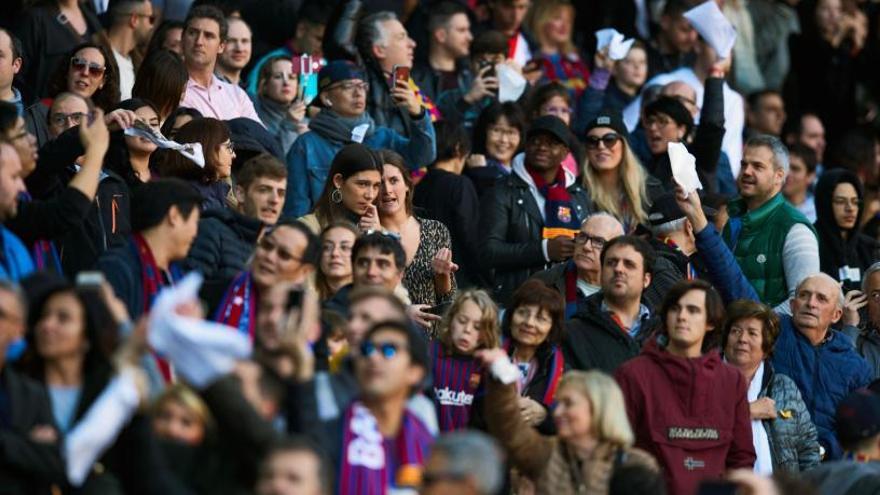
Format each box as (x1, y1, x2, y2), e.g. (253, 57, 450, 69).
(581, 110, 661, 231)
(526, 0, 590, 99)
(477, 355, 658, 494)
(151, 383, 214, 446)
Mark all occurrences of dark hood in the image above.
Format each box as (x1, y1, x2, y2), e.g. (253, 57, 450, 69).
(814, 168, 872, 275)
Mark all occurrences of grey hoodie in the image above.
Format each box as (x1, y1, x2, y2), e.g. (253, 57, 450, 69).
(803, 460, 880, 495)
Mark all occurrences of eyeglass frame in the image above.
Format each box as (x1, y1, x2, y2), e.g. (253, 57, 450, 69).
(574, 233, 607, 250)
(70, 57, 106, 78)
(49, 111, 93, 127)
(585, 132, 622, 150)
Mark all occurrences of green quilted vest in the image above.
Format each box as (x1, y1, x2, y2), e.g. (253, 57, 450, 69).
(722, 193, 817, 307)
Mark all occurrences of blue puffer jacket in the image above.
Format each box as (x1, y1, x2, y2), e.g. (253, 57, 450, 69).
(283, 111, 436, 217)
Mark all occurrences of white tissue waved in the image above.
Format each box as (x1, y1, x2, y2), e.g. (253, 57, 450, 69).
(497, 64, 527, 103)
(595, 28, 636, 61)
(147, 273, 252, 389)
(668, 142, 703, 194)
(683, 1, 737, 60)
(490, 356, 521, 385)
(124, 127, 205, 168)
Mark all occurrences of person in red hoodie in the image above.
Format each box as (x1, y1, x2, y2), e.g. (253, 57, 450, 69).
(614, 279, 755, 494)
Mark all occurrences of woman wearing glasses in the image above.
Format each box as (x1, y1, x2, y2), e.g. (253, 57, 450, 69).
(814, 169, 879, 290)
(467, 102, 526, 197)
(158, 117, 236, 210)
(581, 110, 659, 232)
(252, 56, 309, 157)
(284, 60, 436, 218)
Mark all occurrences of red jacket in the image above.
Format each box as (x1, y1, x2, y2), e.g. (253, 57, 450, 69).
(614, 338, 755, 495)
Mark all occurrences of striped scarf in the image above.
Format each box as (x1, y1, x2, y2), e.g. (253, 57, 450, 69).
(408, 78, 441, 122)
(527, 166, 580, 240)
(431, 341, 483, 432)
(213, 271, 257, 339)
(563, 260, 579, 318)
(660, 236, 697, 280)
(503, 341, 565, 407)
(539, 53, 590, 98)
(338, 401, 434, 494)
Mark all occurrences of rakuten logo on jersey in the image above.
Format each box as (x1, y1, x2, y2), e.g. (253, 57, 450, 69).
(434, 387, 474, 406)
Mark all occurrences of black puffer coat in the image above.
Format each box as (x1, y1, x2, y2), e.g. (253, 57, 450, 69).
(182, 208, 264, 284)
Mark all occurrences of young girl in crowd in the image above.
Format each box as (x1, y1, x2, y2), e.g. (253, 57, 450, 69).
(152, 383, 213, 446)
(430, 289, 500, 431)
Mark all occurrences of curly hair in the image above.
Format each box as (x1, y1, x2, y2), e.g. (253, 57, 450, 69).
(46, 43, 120, 112)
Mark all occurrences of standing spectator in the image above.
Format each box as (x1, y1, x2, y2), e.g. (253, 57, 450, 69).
(644, 0, 697, 78)
(574, 42, 648, 135)
(532, 212, 624, 311)
(615, 279, 756, 495)
(466, 101, 525, 196)
(0, 142, 32, 281)
(180, 5, 261, 123)
(581, 110, 657, 231)
(184, 153, 287, 283)
(97, 178, 201, 319)
(100, 0, 156, 100)
(563, 236, 654, 374)
(16, 0, 103, 98)
(108, 97, 160, 188)
(784, 113, 827, 166)
(484, 0, 535, 67)
(315, 222, 358, 303)
(847, 262, 880, 378)
(526, 82, 579, 177)
(526, 0, 590, 99)
(421, 431, 505, 495)
(720, 300, 821, 474)
(480, 115, 591, 305)
(251, 56, 308, 157)
(0, 29, 23, 115)
(377, 150, 456, 320)
(414, 121, 483, 288)
(132, 49, 188, 124)
(747, 0, 800, 92)
(723, 135, 819, 310)
(284, 60, 435, 218)
(480, 357, 658, 494)
(412, 2, 474, 103)
(45, 93, 90, 140)
(814, 169, 879, 289)
(746, 90, 787, 138)
(158, 117, 235, 210)
(782, 144, 818, 223)
(0, 281, 65, 493)
(215, 16, 251, 87)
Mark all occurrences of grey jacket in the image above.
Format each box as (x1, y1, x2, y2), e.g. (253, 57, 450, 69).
(844, 325, 880, 380)
(758, 363, 821, 473)
(803, 460, 880, 495)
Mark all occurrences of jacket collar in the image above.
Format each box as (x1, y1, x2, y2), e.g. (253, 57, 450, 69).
(729, 192, 786, 225)
(511, 153, 577, 190)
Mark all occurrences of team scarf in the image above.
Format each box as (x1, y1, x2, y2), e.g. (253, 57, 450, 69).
(660, 236, 697, 280)
(212, 271, 258, 339)
(408, 78, 442, 122)
(18, 192, 62, 274)
(539, 53, 590, 98)
(131, 233, 183, 382)
(430, 341, 483, 432)
(503, 340, 565, 407)
(338, 401, 434, 495)
(563, 259, 579, 319)
(527, 165, 581, 240)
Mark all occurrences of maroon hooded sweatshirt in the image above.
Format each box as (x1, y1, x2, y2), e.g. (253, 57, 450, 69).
(615, 338, 756, 495)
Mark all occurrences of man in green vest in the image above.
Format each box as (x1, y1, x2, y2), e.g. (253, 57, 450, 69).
(722, 134, 819, 310)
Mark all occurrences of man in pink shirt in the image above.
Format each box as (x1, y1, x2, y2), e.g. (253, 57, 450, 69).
(180, 5, 262, 125)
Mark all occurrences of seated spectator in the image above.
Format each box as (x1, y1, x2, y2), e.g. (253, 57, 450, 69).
(215, 16, 251, 87)
(158, 117, 235, 210)
(532, 212, 624, 315)
(315, 222, 358, 302)
(184, 153, 287, 283)
(814, 169, 879, 290)
(465, 101, 525, 196)
(527, 82, 579, 177)
(802, 389, 880, 494)
(480, 116, 592, 305)
(179, 5, 261, 123)
(782, 143, 818, 223)
(847, 262, 880, 378)
(111, 98, 161, 188)
(615, 279, 756, 495)
(251, 56, 308, 157)
(746, 90, 787, 138)
(721, 300, 821, 474)
(284, 60, 436, 218)
(471, 279, 566, 435)
(581, 110, 658, 231)
(784, 113, 827, 166)
(0, 28, 24, 115)
(564, 235, 654, 373)
(421, 431, 504, 495)
(254, 436, 332, 495)
(483, 359, 659, 493)
(525, 0, 589, 99)
(298, 142, 382, 234)
(97, 179, 201, 320)
(151, 383, 212, 446)
(430, 289, 499, 431)
(45, 93, 90, 140)
(377, 150, 456, 318)
(414, 121, 483, 288)
(131, 49, 188, 125)
(343, 286, 409, 349)
(0, 281, 65, 491)
(160, 106, 202, 140)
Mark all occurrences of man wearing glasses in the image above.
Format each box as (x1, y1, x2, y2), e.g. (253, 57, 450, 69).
(102, 0, 155, 99)
(843, 262, 880, 379)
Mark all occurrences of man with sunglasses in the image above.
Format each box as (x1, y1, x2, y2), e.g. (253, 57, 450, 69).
(102, 0, 155, 100)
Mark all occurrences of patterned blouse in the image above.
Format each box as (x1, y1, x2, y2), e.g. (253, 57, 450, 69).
(402, 217, 457, 308)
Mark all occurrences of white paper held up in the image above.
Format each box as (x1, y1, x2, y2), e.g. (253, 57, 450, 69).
(668, 142, 703, 194)
(125, 121, 205, 167)
(595, 28, 636, 61)
(497, 63, 527, 103)
(683, 1, 737, 60)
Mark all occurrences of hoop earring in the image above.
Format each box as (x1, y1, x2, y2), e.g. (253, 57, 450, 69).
(331, 188, 342, 204)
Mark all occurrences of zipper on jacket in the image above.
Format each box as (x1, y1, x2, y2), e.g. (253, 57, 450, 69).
(95, 196, 108, 251)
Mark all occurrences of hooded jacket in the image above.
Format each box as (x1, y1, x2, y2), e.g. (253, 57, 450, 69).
(814, 168, 879, 288)
(614, 338, 756, 495)
(183, 208, 264, 284)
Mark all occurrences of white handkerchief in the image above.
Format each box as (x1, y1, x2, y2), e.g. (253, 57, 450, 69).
(125, 122, 205, 168)
(668, 142, 703, 194)
(595, 28, 636, 61)
(351, 123, 370, 143)
(497, 64, 527, 103)
(683, 1, 737, 59)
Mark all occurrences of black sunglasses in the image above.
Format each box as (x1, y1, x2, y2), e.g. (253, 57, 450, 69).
(585, 132, 622, 150)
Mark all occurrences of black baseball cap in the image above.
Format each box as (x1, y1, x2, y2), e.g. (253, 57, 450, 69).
(648, 192, 717, 226)
(584, 109, 629, 140)
(526, 115, 574, 150)
(836, 389, 880, 448)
